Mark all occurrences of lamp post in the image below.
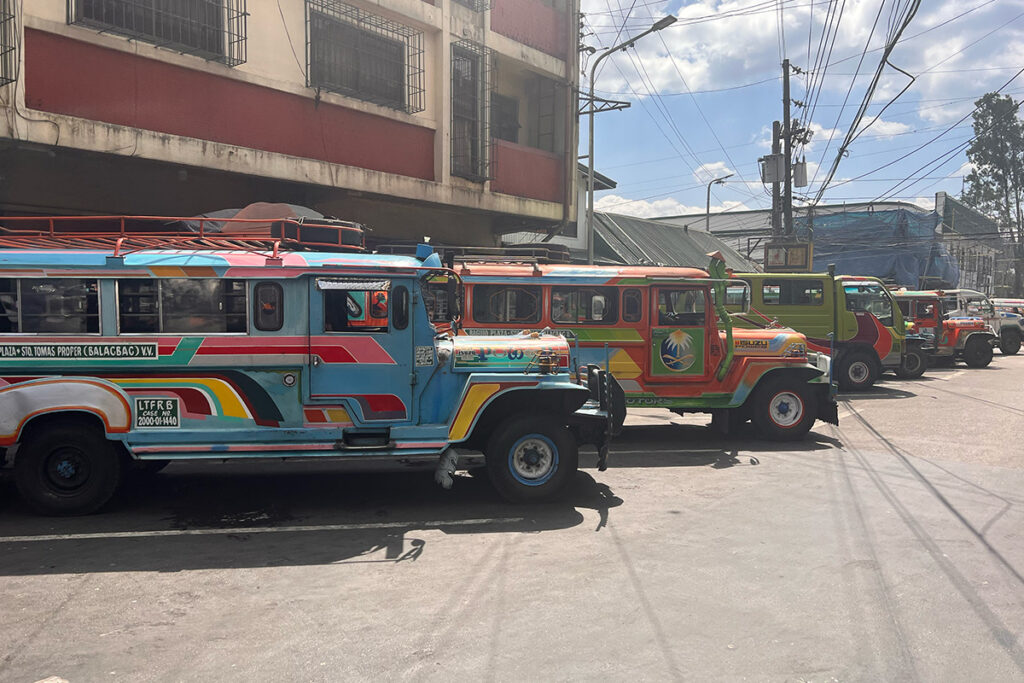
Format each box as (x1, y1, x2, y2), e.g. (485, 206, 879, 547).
(586, 14, 677, 265)
(705, 173, 734, 232)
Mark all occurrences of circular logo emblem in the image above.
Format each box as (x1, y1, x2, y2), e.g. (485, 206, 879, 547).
(660, 329, 696, 372)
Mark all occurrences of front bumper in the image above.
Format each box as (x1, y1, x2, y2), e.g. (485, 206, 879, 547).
(569, 366, 626, 471)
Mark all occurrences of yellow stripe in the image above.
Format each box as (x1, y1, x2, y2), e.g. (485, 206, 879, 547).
(149, 266, 186, 277)
(112, 378, 250, 419)
(326, 408, 351, 423)
(448, 383, 501, 441)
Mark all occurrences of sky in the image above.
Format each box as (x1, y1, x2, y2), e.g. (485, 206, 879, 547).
(579, 0, 1024, 220)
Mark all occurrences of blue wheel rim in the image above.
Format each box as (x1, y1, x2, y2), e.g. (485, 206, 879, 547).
(508, 434, 559, 486)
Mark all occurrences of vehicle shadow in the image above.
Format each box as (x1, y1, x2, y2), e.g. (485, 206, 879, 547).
(579, 422, 842, 470)
(0, 464, 621, 576)
(837, 384, 918, 400)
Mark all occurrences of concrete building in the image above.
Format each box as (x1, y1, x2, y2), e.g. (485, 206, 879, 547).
(0, 0, 578, 244)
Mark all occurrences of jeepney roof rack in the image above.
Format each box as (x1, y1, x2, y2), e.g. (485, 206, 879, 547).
(0, 215, 366, 255)
(376, 242, 573, 264)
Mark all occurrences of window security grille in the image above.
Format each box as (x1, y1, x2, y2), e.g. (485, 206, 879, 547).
(306, 0, 425, 114)
(0, 0, 15, 86)
(67, 0, 247, 67)
(451, 0, 492, 12)
(451, 40, 493, 182)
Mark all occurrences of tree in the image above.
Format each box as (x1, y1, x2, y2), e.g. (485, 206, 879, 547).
(962, 93, 1024, 295)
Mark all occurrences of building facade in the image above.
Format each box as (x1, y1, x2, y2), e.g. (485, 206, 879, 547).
(0, 0, 578, 244)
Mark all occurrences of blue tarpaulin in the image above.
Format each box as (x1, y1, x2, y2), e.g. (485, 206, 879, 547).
(795, 208, 959, 287)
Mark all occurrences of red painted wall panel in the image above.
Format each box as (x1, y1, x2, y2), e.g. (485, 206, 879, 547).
(491, 0, 567, 59)
(491, 140, 563, 204)
(23, 29, 435, 181)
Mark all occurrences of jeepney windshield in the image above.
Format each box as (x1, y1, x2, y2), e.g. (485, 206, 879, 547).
(843, 282, 894, 327)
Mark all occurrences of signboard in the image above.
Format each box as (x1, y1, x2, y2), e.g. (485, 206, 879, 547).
(134, 398, 180, 428)
(764, 242, 813, 272)
(0, 343, 158, 360)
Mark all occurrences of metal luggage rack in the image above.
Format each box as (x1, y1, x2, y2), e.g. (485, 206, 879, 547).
(0, 215, 366, 256)
(376, 242, 573, 264)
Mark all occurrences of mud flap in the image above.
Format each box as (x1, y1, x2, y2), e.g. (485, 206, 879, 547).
(434, 447, 458, 490)
(819, 393, 840, 425)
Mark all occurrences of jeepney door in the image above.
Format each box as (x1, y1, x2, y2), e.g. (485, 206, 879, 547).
(307, 277, 415, 424)
(644, 286, 713, 382)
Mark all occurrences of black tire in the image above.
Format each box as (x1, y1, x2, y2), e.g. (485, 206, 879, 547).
(963, 336, 994, 368)
(895, 346, 927, 379)
(14, 422, 122, 515)
(837, 349, 879, 391)
(999, 329, 1021, 355)
(750, 377, 817, 441)
(485, 416, 578, 502)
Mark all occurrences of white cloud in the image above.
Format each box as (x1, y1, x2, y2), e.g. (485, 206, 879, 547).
(692, 161, 734, 184)
(595, 193, 749, 219)
(863, 119, 913, 139)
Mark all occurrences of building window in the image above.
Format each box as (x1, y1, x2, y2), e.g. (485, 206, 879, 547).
(306, 0, 425, 114)
(452, 0, 492, 12)
(491, 93, 519, 144)
(0, 0, 15, 87)
(67, 0, 247, 67)
(451, 40, 492, 181)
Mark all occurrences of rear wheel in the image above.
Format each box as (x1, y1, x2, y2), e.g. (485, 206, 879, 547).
(750, 377, 817, 441)
(963, 336, 994, 368)
(1000, 329, 1021, 355)
(14, 423, 122, 515)
(895, 346, 927, 379)
(485, 416, 578, 502)
(838, 350, 878, 391)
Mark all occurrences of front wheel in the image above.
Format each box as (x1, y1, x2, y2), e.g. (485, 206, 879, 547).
(999, 330, 1021, 355)
(963, 336, 994, 368)
(838, 350, 879, 391)
(750, 378, 817, 441)
(14, 423, 122, 515)
(485, 416, 578, 502)
(895, 346, 927, 379)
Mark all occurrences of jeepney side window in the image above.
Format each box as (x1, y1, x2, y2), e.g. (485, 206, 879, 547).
(551, 287, 618, 325)
(472, 285, 541, 324)
(622, 289, 642, 323)
(119, 279, 247, 333)
(763, 279, 823, 305)
(658, 289, 706, 326)
(253, 282, 284, 332)
(0, 279, 18, 333)
(324, 290, 389, 333)
(392, 286, 409, 330)
(21, 278, 99, 334)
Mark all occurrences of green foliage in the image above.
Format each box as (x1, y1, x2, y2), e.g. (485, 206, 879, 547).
(962, 93, 1024, 243)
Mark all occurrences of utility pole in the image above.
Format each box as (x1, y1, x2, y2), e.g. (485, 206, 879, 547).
(782, 58, 793, 236)
(770, 120, 782, 237)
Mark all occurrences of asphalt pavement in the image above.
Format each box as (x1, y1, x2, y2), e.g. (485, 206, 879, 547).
(1, 356, 1022, 682)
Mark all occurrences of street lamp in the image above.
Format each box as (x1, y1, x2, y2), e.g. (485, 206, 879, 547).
(586, 14, 677, 265)
(705, 173, 734, 232)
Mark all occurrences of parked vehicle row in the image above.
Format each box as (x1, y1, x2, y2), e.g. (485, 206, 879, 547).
(0, 215, 1013, 516)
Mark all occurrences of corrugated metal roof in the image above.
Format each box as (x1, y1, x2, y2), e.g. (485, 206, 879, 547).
(594, 212, 759, 271)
